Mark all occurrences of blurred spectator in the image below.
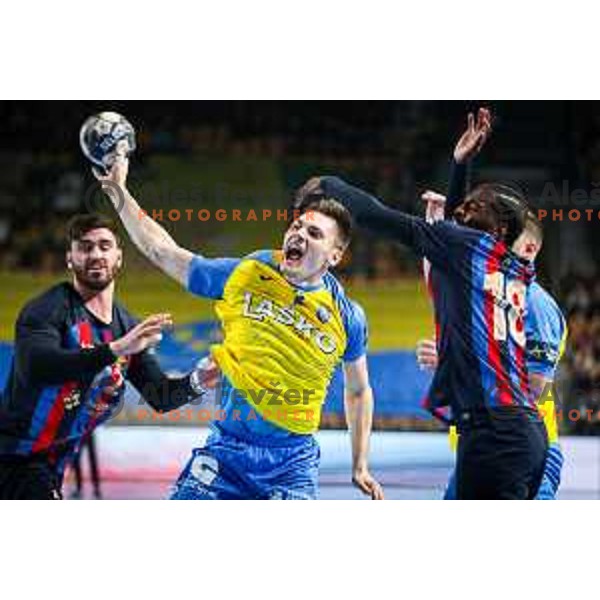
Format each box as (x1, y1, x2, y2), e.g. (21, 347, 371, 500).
(561, 275, 600, 434)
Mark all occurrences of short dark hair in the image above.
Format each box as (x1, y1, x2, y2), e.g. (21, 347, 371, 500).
(66, 213, 121, 247)
(299, 193, 353, 249)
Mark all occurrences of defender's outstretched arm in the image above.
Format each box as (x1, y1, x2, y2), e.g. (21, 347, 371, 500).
(320, 176, 422, 244)
(318, 176, 458, 272)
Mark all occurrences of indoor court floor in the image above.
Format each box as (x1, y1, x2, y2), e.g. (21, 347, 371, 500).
(62, 427, 600, 500)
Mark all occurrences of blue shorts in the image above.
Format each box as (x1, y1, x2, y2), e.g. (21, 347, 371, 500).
(169, 426, 320, 500)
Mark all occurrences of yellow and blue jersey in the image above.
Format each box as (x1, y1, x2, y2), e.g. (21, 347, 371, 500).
(186, 249, 368, 435)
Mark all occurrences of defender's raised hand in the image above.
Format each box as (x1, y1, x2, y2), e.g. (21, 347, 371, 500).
(453, 107, 492, 164)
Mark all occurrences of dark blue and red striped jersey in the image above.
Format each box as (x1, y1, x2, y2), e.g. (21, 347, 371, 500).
(0, 282, 195, 476)
(320, 176, 538, 417)
(425, 222, 536, 413)
(421, 160, 566, 419)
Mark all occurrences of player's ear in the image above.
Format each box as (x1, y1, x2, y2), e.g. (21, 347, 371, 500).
(66, 251, 73, 270)
(329, 246, 343, 268)
(116, 247, 123, 270)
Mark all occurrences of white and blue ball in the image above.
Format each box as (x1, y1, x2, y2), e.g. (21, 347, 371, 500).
(79, 111, 136, 175)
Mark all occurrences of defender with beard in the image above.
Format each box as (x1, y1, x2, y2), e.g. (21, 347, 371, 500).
(0, 214, 204, 499)
(97, 157, 383, 500)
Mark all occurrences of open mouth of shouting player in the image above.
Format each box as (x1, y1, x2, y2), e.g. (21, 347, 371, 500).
(280, 208, 347, 286)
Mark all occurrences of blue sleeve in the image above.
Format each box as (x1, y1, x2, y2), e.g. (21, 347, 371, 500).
(187, 255, 241, 299)
(535, 443, 563, 500)
(342, 301, 368, 362)
(525, 286, 566, 379)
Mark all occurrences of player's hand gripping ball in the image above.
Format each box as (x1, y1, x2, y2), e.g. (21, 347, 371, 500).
(79, 111, 136, 176)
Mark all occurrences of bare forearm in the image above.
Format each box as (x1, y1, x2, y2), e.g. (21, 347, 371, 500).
(344, 387, 374, 471)
(112, 186, 176, 259)
(107, 185, 192, 285)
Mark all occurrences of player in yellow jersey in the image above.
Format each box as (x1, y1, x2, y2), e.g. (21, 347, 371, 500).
(97, 156, 383, 500)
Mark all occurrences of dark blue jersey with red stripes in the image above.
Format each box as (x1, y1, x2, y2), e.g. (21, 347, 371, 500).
(321, 176, 537, 416)
(420, 159, 566, 419)
(0, 282, 196, 476)
(426, 227, 535, 412)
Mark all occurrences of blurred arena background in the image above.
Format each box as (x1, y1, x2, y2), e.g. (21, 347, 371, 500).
(1, 100, 599, 498)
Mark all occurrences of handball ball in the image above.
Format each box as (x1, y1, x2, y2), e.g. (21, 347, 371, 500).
(79, 111, 136, 175)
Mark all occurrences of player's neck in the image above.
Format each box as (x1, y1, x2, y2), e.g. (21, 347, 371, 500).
(72, 279, 115, 324)
(281, 267, 325, 289)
